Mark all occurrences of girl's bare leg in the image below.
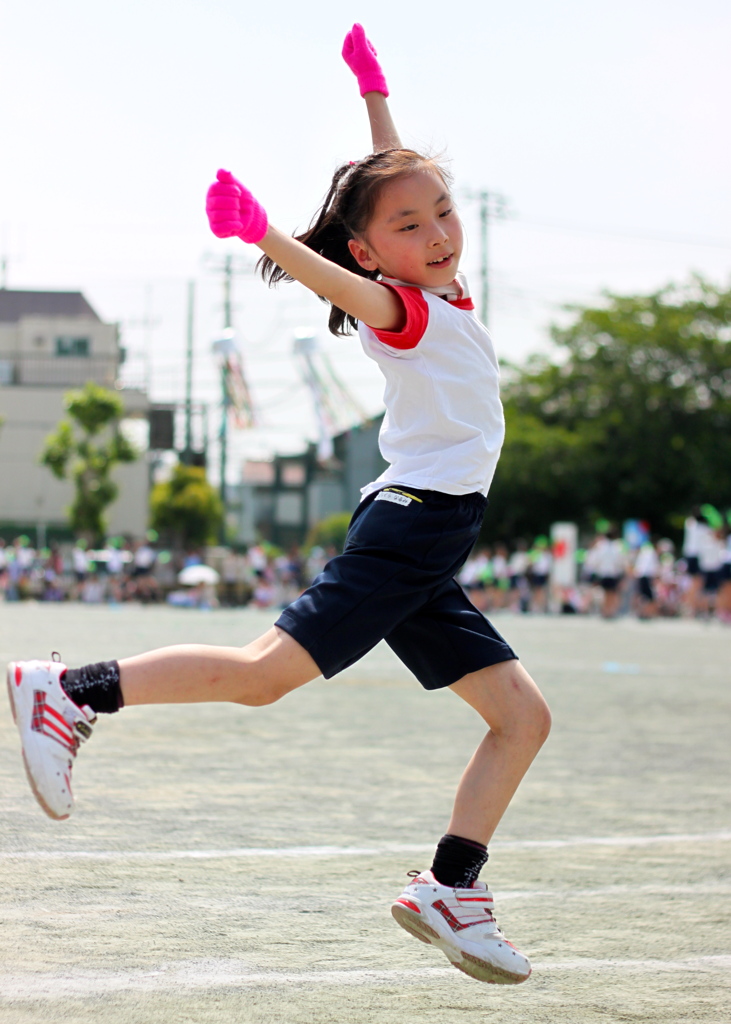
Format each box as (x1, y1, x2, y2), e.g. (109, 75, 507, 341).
(119, 627, 320, 708)
(447, 660, 551, 846)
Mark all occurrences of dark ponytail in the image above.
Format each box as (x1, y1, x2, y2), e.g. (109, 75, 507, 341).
(258, 149, 449, 337)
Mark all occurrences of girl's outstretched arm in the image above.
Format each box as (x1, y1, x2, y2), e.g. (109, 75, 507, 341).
(206, 171, 404, 332)
(342, 24, 402, 152)
(364, 93, 402, 152)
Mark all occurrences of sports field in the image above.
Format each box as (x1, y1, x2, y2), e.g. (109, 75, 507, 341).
(1, 603, 729, 1023)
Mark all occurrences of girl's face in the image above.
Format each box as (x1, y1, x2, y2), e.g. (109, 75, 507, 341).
(348, 168, 463, 287)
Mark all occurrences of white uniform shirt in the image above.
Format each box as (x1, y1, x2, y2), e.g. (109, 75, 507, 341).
(531, 551, 552, 575)
(508, 550, 530, 576)
(594, 537, 626, 577)
(698, 530, 725, 572)
(682, 516, 705, 557)
(358, 275, 505, 498)
(634, 544, 659, 578)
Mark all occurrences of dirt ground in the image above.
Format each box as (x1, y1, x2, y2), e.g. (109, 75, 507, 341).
(1, 603, 729, 1023)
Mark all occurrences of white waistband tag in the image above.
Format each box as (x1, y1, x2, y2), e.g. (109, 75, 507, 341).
(375, 490, 412, 507)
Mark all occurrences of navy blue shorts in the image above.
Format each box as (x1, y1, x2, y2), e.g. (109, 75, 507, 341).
(685, 555, 700, 577)
(703, 569, 722, 594)
(275, 486, 517, 690)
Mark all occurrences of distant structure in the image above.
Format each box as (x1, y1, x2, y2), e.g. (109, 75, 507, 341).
(231, 414, 387, 548)
(0, 289, 149, 543)
(293, 329, 367, 462)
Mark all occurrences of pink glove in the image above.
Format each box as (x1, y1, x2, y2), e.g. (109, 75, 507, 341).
(205, 169, 268, 244)
(342, 23, 389, 97)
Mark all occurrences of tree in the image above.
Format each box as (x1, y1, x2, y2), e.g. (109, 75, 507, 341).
(41, 382, 138, 544)
(307, 511, 352, 553)
(150, 463, 224, 550)
(485, 276, 731, 540)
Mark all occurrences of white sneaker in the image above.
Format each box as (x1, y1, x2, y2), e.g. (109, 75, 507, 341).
(391, 869, 531, 984)
(6, 659, 96, 820)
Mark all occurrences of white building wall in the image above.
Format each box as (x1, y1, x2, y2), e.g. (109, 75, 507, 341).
(0, 314, 119, 388)
(0, 386, 149, 537)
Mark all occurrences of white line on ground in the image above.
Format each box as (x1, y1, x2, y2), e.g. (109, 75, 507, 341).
(498, 830, 731, 850)
(497, 882, 731, 901)
(1, 830, 729, 862)
(1, 956, 729, 999)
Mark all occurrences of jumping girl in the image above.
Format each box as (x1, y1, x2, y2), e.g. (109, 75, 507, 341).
(7, 25, 551, 986)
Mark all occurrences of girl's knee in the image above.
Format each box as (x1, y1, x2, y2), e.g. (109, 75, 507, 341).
(506, 662, 551, 744)
(530, 688, 552, 746)
(231, 628, 320, 707)
(234, 682, 286, 707)
(453, 659, 550, 745)
(232, 667, 301, 706)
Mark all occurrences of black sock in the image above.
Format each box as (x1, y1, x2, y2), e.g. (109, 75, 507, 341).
(430, 833, 488, 888)
(62, 660, 124, 715)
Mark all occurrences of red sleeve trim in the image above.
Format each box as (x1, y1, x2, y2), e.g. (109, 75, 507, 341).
(367, 284, 429, 350)
(449, 297, 475, 311)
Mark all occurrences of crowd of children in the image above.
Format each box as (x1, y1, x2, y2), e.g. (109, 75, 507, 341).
(457, 513, 731, 622)
(3, 512, 730, 623)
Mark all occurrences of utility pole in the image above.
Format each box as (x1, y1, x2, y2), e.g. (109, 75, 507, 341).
(184, 280, 195, 459)
(203, 252, 253, 514)
(220, 257, 233, 507)
(463, 190, 509, 329)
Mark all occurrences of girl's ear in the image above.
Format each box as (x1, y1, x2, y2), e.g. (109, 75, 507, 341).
(348, 237, 379, 273)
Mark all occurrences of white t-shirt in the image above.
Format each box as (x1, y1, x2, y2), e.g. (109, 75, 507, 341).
(358, 275, 505, 498)
(682, 516, 706, 557)
(492, 553, 508, 580)
(594, 537, 626, 577)
(508, 550, 529, 576)
(698, 530, 725, 572)
(634, 544, 659, 578)
(531, 551, 552, 575)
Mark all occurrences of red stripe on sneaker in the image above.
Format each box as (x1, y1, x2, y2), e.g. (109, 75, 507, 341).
(30, 692, 77, 753)
(43, 717, 75, 745)
(42, 727, 77, 754)
(45, 704, 73, 733)
(395, 899, 421, 914)
(15, 665, 22, 686)
(433, 900, 467, 932)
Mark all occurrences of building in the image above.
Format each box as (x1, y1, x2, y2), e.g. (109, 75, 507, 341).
(233, 415, 387, 548)
(0, 289, 149, 543)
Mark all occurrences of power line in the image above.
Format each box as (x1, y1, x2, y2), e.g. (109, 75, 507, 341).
(512, 218, 731, 251)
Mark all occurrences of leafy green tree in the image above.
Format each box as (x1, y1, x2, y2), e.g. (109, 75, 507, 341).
(307, 511, 352, 553)
(41, 382, 138, 544)
(485, 276, 731, 540)
(150, 463, 224, 550)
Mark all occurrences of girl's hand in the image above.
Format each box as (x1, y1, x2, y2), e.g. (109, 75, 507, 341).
(206, 169, 268, 244)
(342, 23, 389, 97)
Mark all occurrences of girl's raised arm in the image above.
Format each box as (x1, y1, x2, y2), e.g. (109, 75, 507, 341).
(342, 24, 402, 152)
(205, 171, 403, 332)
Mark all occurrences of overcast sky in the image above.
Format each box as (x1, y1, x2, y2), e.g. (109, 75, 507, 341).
(2, 0, 730, 478)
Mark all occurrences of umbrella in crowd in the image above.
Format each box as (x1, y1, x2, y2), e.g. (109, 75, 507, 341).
(177, 565, 220, 586)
